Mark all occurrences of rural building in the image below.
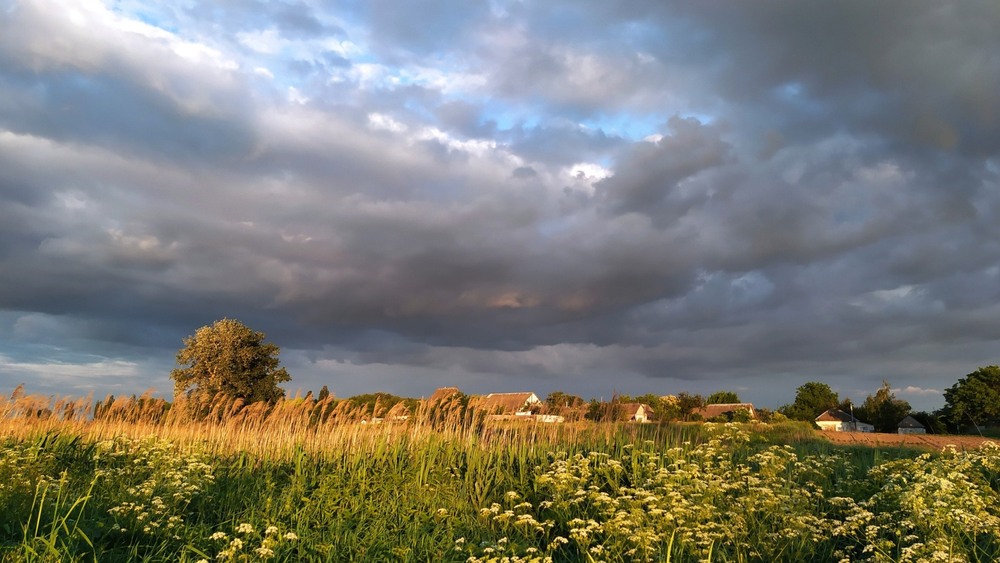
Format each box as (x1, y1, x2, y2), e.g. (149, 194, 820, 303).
(897, 415, 926, 434)
(815, 409, 874, 432)
(692, 403, 757, 421)
(473, 392, 541, 416)
(620, 403, 654, 422)
(384, 402, 411, 422)
(532, 414, 565, 423)
(419, 386, 466, 422)
(426, 387, 462, 406)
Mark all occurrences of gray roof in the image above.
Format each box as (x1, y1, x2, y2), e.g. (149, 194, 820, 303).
(816, 408, 869, 424)
(897, 415, 925, 428)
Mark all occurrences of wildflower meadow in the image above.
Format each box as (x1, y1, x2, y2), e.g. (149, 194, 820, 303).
(0, 394, 998, 562)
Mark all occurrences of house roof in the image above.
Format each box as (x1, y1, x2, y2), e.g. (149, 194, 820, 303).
(693, 403, 756, 419)
(473, 392, 538, 414)
(815, 408, 868, 424)
(897, 415, 925, 428)
(620, 403, 652, 418)
(425, 387, 462, 408)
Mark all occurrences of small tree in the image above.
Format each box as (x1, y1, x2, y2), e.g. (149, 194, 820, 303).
(317, 385, 331, 402)
(780, 382, 839, 421)
(706, 390, 740, 404)
(586, 398, 626, 422)
(856, 380, 911, 433)
(676, 392, 705, 421)
(544, 391, 585, 420)
(656, 395, 682, 421)
(170, 319, 290, 414)
(545, 391, 584, 410)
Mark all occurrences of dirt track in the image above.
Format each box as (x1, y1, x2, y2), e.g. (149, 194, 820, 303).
(818, 430, 997, 451)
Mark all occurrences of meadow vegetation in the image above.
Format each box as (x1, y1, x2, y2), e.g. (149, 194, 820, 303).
(0, 391, 998, 562)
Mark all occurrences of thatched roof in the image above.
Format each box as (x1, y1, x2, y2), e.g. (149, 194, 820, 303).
(473, 392, 538, 414)
(620, 403, 653, 419)
(693, 403, 757, 420)
(427, 387, 461, 405)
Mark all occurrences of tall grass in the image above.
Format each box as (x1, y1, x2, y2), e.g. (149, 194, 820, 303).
(1, 391, 997, 562)
(1, 389, 722, 462)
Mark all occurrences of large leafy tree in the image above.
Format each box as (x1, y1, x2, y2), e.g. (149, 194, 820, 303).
(171, 319, 290, 409)
(855, 380, 911, 432)
(941, 365, 1000, 430)
(780, 382, 839, 421)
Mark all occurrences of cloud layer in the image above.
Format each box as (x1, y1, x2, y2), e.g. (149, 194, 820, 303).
(2, 0, 999, 409)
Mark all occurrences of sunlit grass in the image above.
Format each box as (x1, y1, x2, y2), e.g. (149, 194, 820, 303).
(1, 392, 997, 562)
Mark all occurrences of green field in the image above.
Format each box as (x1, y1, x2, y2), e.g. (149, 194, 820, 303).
(1, 416, 998, 563)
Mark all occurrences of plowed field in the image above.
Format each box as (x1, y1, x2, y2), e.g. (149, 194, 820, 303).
(818, 430, 996, 450)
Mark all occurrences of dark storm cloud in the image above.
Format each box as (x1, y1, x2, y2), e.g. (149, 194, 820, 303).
(596, 116, 732, 220)
(1, 0, 999, 410)
(664, 0, 1000, 156)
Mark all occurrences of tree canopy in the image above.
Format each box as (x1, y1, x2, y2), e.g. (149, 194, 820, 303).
(941, 365, 1000, 429)
(676, 392, 705, 421)
(170, 319, 290, 410)
(780, 382, 839, 421)
(545, 391, 584, 410)
(855, 380, 910, 432)
(706, 390, 740, 404)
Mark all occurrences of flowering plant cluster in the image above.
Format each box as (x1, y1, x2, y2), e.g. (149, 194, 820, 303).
(837, 442, 1000, 562)
(196, 523, 299, 561)
(0, 441, 57, 516)
(95, 436, 215, 538)
(461, 425, 1000, 562)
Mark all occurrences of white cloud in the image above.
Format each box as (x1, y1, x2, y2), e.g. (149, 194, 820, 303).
(367, 112, 409, 134)
(237, 28, 283, 54)
(287, 86, 309, 104)
(414, 126, 497, 156)
(0, 354, 139, 380)
(318, 38, 362, 58)
(894, 386, 943, 397)
(568, 162, 612, 181)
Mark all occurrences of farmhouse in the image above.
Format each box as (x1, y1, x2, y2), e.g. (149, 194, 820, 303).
(897, 415, 926, 435)
(473, 392, 541, 416)
(384, 401, 411, 422)
(419, 386, 466, 421)
(620, 403, 654, 423)
(815, 408, 874, 432)
(427, 386, 462, 405)
(692, 403, 757, 421)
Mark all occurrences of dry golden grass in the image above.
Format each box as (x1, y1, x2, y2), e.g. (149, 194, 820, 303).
(0, 388, 625, 460)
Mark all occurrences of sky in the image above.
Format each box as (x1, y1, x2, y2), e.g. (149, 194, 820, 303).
(1, 0, 999, 412)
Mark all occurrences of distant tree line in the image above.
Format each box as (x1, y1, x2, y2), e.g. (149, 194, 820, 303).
(774, 368, 1000, 434)
(158, 318, 999, 434)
